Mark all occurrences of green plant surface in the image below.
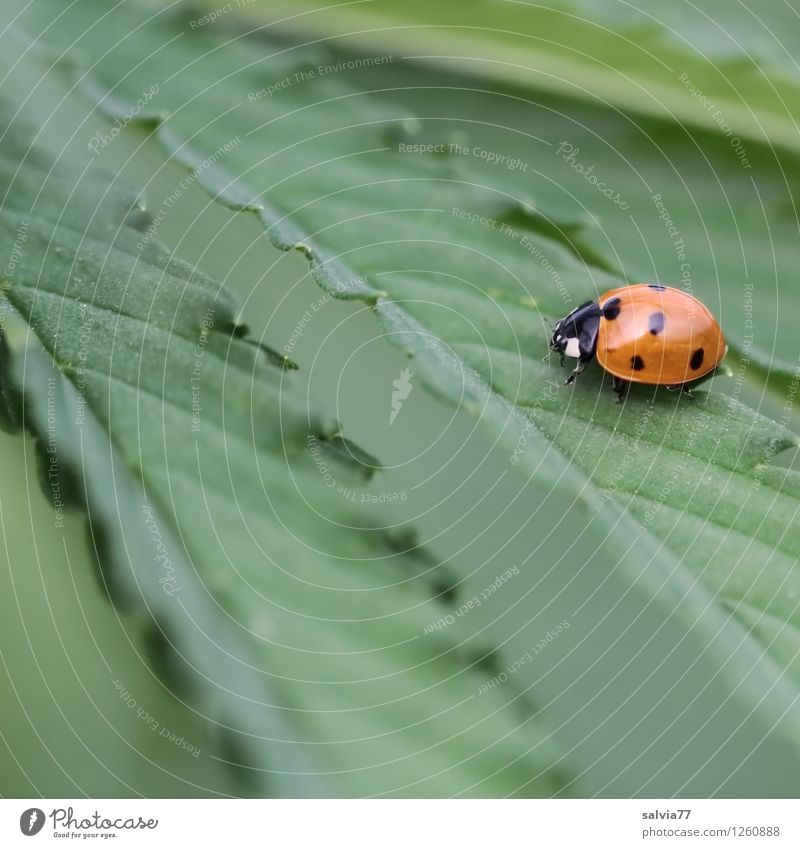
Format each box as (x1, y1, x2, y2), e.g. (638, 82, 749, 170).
(0, 107, 577, 797)
(0, 433, 240, 797)
(226, 0, 800, 151)
(3, 0, 800, 797)
(12, 1, 800, 376)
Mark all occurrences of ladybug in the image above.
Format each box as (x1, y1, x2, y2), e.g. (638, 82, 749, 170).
(549, 284, 727, 400)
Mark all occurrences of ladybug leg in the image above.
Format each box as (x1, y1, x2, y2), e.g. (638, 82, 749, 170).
(612, 375, 628, 403)
(564, 361, 586, 385)
(666, 383, 695, 400)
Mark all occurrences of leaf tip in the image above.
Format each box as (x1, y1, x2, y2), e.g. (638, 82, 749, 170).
(241, 337, 299, 371)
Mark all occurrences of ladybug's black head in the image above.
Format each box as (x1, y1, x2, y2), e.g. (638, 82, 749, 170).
(550, 300, 602, 362)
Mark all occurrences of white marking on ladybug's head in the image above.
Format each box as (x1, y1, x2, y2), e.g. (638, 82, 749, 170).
(564, 337, 581, 358)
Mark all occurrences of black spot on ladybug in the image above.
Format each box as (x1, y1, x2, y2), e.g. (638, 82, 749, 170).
(648, 284, 666, 291)
(631, 355, 645, 371)
(603, 297, 622, 320)
(648, 311, 665, 335)
(690, 348, 705, 370)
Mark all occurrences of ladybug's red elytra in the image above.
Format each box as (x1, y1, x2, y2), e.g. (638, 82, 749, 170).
(549, 284, 727, 400)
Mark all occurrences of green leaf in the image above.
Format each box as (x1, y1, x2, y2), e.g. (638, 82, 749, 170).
(0, 109, 570, 797)
(6, 0, 800, 795)
(227, 0, 800, 151)
(205, 0, 800, 380)
(0, 433, 238, 797)
(13, 0, 800, 375)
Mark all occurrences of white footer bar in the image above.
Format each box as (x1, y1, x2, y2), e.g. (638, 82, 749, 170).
(2, 799, 796, 846)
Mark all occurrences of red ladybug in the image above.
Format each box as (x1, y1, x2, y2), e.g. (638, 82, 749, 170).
(549, 284, 727, 400)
